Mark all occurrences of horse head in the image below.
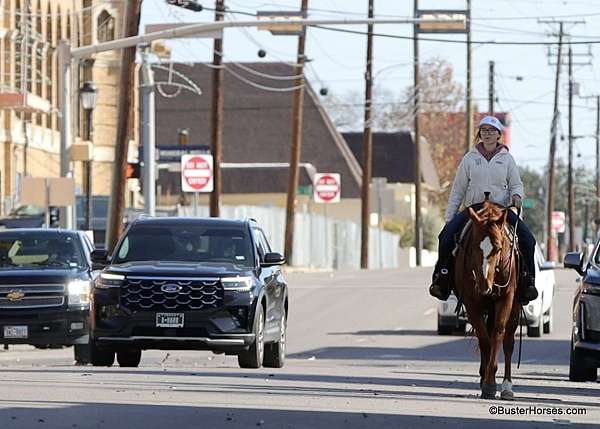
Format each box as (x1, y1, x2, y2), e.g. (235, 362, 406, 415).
(467, 199, 509, 296)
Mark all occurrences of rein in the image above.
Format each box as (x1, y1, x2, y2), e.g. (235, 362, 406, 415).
(493, 207, 519, 289)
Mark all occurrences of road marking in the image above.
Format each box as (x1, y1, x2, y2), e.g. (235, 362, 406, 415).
(423, 308, 436, 316)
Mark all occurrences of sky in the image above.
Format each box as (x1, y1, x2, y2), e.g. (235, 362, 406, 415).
(140, 0, 600, 173)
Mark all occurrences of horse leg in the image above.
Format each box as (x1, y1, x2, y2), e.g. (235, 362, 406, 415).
(468, 313, 493, 397)
(485, 298, 515, 400)
(501, 303, 520, 401)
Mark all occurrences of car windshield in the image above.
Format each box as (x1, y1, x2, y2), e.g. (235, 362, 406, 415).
(0, 234, 86, 269)
(113, 224, 255, 267)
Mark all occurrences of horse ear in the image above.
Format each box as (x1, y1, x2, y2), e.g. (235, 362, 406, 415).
(468, 207, 483, 223)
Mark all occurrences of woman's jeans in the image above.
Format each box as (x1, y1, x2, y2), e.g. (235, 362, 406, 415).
(436, 209, 536, 276)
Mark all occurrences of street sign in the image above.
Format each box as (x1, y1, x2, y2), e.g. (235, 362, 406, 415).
(181, 154, 213, 193)
(551, 211, 566, 233)
(313, 173, 341, 204)
(153, 145, 209, 163)
(522, 198, 535, 209)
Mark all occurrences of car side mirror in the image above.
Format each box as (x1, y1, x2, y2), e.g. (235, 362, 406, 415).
(540, 261, 556, 271)
(91, 249, 109, 270)
(564, 252, 584, 276)
(261, 252, 285, 267)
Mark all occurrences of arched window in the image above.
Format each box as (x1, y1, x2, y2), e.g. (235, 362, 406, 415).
(97, 10, 115, 43)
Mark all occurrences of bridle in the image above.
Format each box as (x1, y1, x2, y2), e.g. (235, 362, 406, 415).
(492, 206, 520, 289)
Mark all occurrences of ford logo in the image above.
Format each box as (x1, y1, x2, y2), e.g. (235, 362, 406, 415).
(161, 284, 182, 293)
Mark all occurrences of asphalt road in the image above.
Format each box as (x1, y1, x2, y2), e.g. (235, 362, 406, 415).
(0, 267, 598, 429)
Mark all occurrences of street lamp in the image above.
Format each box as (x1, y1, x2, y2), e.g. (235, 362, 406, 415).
(79, 81, 97, 231)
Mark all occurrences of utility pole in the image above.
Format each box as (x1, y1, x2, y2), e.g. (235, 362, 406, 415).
(140, 46, 156, 217)
(106, 0, 142, 252)
(360, 0, 374, 269)
(210, 0, 225, 217)
(488, 60, 495, 116)
(544, 22, 563, 262)
(284, 0, 309, 265)
(413, 0, 422, 266)
(465, 0, 472, 153)
(568, 46, 576, 252)
(596, 95, 600, 236)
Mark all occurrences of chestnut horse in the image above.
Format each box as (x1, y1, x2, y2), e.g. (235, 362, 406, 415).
(454, 199, 520, 400)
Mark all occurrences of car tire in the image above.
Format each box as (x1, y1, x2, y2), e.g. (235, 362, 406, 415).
(238, 305, 265, 369)
(569, 338, 597, 382)
(543, 305, 553, 334)
(437, 315, 454, 335)
(89, 340, 115, 367)
(116, 349, 142, 368)
(527, 310, 542, 338)
(264, 312, 286, 368)
(73, 344, 91, 365)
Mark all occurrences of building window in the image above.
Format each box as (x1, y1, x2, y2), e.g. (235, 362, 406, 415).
(97, 10, 115, 43)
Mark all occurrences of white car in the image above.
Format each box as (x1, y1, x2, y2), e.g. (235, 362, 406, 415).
(436, 245, 555, 337)
(521, 245, 556, 337)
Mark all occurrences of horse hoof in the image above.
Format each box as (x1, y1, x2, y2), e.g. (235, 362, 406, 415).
(501, 390, 514, 401)
(481, 383, 497, 399)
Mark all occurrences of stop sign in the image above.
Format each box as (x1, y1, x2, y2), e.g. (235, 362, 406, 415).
(313, 173, 341, 204)
(181, 154, 213, 193)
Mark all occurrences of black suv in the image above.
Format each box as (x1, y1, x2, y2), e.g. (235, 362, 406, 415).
(565, 249, 600, 382)
(90, 217, 288, 369)
(0, 229, 95, 362)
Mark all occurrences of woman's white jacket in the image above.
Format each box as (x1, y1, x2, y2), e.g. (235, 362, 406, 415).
(445, 147, 524, 222)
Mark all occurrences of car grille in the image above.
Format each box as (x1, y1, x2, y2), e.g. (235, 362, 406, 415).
(0, 284, 65, 309)
(121, 277, 225, 312)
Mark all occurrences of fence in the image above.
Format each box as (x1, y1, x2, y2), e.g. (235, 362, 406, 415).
(176, 204, 412, 270)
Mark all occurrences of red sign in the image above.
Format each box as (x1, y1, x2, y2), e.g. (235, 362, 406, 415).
(314, 173, 341, 204)
(181, 154, 213, 193)
(551, 211, 566, 233)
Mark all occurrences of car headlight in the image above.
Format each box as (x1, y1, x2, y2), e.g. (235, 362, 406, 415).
(95, 272, 125, 289)
(68, 280, 91, 306)
(221, 276, 253, 292)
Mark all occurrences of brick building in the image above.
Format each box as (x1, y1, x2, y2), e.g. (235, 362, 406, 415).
(0, 0, 127, 215)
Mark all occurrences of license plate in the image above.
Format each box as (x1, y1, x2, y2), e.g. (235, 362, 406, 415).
(156, 313, 184, 328)
(3, 325, 28, 339)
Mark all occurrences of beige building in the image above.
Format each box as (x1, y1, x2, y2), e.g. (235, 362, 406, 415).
(0, 0, 126, 215)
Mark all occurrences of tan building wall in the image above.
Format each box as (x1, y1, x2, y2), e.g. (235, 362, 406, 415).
(0, 0, 126, 214)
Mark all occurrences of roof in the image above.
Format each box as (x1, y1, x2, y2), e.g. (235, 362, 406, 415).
(0, 228, 80, 236)
(342, 131, 440, 189)
(132, 217, 249, 227)
(152, 62, 362, 198)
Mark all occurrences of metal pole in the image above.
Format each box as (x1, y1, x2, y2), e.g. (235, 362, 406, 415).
(596, 95, 600, 236)
(465, 0, 472, 153)
(210, 0, 225, 218)
(488, 60, 495, 116)
(141, 47, 156, 216)
(84, 108, 93, 230)
(284, 0, 309, 265)
(106, 0, 142, 252)
(546, 24, 563, 261)
(361, 0, 374, 269)
(568, 46, 576, 252)
(58, 40, 73, 229)
(413, 0, 422, 267)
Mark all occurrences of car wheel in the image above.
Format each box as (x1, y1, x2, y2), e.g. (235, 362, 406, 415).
(569, 337, 597, 382)
(437, 315, 454, 335)
(543, 305, 553, 334)
(527, 310, 542, 338)
(238, 305, 265, 369)
(73, 344, 91, 365)
(116, 349, 142, 368)
(89, 340, 115, 367)
(264, 312, 286, 368)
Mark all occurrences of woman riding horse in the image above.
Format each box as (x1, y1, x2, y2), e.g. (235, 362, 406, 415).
(429, 115, 538, 305)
